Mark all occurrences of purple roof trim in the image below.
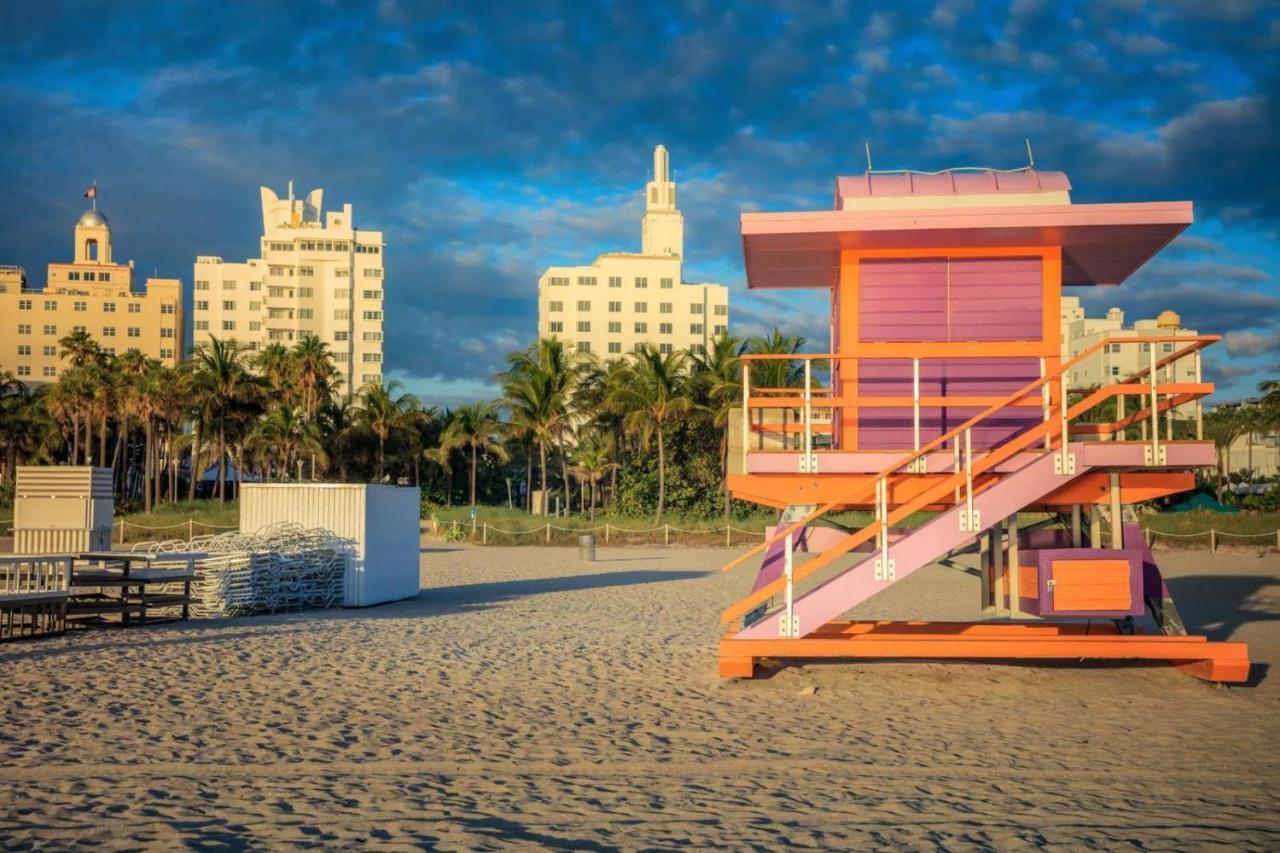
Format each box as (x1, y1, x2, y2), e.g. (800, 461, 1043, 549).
(835, 169, 1072, 208)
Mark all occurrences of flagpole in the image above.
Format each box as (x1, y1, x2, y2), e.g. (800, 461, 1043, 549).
(92, 180, 97, 211)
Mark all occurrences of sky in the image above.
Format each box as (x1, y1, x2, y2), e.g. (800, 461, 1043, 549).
(1, 0, 1277, 406)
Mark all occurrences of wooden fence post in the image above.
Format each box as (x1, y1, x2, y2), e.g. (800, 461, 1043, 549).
(726, 525, 731, 547)
(1276, 529, 1279, 551)
(1209, 528, 1216, 553)
(188, 519, 194, 541)
(482, 522, 487, 545)
(117, 518, 124, 544)
(546, 522, 551, 544)
(664, 524, 669, 546)
(604, 523, 609, 545)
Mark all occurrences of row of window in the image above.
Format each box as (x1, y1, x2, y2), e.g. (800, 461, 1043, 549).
(17, 299, 163, 313)
(572, 342, 690, 355)
(15, 323, 167, 338)
(548, 275, 679, 289)
(1103, 342, 1177, 354)
(64, 270, 112, 282)
(547, 321, 725, 336)
(548, 300, 723, 315)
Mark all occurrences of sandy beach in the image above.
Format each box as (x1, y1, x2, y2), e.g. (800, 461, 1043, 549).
(2, 543, 1278, 849)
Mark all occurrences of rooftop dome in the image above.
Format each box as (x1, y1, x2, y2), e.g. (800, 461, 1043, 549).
(77, 209, 109, 228)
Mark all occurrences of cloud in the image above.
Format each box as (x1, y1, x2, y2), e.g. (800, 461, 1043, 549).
(1224, 329, 1280, 357)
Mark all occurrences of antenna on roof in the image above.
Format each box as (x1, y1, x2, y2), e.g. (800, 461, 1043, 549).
(1025, 138, 1035, 169)
(864, 142, 874, 172)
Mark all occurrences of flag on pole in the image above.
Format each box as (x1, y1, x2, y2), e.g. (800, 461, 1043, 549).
(84, 184, 97, 199)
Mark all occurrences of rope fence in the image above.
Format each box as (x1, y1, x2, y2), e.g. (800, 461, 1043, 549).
(114, 518, 239, 544)
(432, 518, 770, 547)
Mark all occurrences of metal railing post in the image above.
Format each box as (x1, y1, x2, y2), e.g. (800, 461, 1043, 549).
(1194, 349, 1204, 441)
(741, 361, 750, 471)
(874, 476, 893, 581)
(912, 357, 921, 454)
(803, 358, 813, 472)
(961, 428, 977, 531)
(780, 531, 797, 637)
(1056, 370, 1074, 475)
(1148, 345, 1162, 465)
(1040, 357, 1051, 451)
(1165, 361, 1174, 442)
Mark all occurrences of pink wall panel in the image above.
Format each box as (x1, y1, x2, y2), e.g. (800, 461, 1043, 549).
(858, 259, 947, 342)
(949, 257, 1043, 341)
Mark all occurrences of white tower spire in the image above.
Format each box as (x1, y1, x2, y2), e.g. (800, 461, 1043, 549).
(642, 144, 683, 257)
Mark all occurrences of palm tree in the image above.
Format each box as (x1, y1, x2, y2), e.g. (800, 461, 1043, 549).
(1204, 407, 1249, 503)
(606, 344, 693, 520)
(424, 441, 457, 507)
(443, 401, 510, 507)
(58, 329, 103, 370)
(0, 372, 35, 486)
(357, 378, 414, 481)
(498, 338, 584, 515)
(747, 327, 806, 451)
(254, 343, 293, 401)
(693, 333, 746, 522)
(192, 337, 266, 502)
(571, 434, 616, 521)
(248, 405, 327, 481)
(133, 365, 171, 513)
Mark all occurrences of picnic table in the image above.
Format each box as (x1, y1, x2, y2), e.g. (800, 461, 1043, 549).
(69, 551, 206, 628)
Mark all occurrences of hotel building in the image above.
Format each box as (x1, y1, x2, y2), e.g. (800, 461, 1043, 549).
(193, 184, 385, 396)
(536, 146, 729, 357)
(0, 203, 183, 383)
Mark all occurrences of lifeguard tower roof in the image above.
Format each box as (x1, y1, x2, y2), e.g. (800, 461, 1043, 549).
(742, 168, 1190, 289)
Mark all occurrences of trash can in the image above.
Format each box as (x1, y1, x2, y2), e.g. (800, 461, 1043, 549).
(578, 534, 596, 562)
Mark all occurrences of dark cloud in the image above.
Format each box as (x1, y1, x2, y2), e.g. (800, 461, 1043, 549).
(0, 0, 1276, 401)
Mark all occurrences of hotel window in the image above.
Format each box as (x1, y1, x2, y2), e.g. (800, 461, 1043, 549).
(299, 308, 314, 319)
(1140, 343, 1151, 353)
(549, 321, 564, 333)
(634, 322, 647, 334)
(102, 327, 115, 337)
(363, 289, 381, 300)
(577, 300, 591, 311)
(1111, 366, 1120, 377)
(223, 280, 237, 290)
(194, 320, 209, 331)
(73, 325, 86, 333)
(128, 303, 141, 313)
(223, 300, 236, 310)
(298, 287, 314, 298)
(335, 288, 350, 298)
(161, 328, 175, 338)
(635, 277, 647, 288)
(43, 366, 57, 377)
(249, 321, 261, 331)
(43, 324, 56, 335)
(195, 280, 210, 291)
(17, 365, 30, 377)
(363, 352, 383, 363)
(691, 303, 704, 314)
(17, 345, 30, 356)
(196, 300, 209, 311)
(18, 299, 31, 310)
(659, 323, 672, 335)
(714, 304, 727, 316)
(334, 309, 350, 320)
(635, 302, 648, 313)
(577, 341, 591, 353)
(250, 281, 262, 291)
(608, 301, 622, 313)
(68, 271, 80, 281)
(160, 349, 173, 359)
(548, 276, 569, 286)
(660, 278, 673, 289)
(363, 310, 382, 320)
(128, 327, 141, 338)
(659, 343, 673, 355)
(160, 303, 175, 314)
(44, 300, 57, 310)
(608, 276, 622, 288)
(334, 331, 350, 341)
(335, 268, 350, 278)
(549, 301, 563, 312)
(222, 321, 235, 331)
(714, 324, 726, 335)
(608, 342, 621, 354)
(101, 273, 110, 282)
(363, 331, 383, 341)
(17, 324, 30, 334)
(269, 265, 292, 277)
(691, 323, 703, 335)
(268, 287, 288, 298)
(104, 347, 116, 356)
(659, 302, 672, 314)
(84, 272, 96, 281)
(577, 321, 591, 333)
(608, 321, 621, 333)
(578, 276, 596, 286)
(334, 352, 350, 363)
(249, 301, 261, 311)
(299, 266, 314, 277)
(362, 374, 381, 385)
(691, 343, 705, 355)
(1163, 343, 1174, 353)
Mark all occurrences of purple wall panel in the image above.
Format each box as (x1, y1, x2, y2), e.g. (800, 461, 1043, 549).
(949, 258, 1043, 341)
(858, 259, 948, 342)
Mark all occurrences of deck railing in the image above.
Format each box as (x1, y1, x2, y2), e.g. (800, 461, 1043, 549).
(738, 334, 1217, 474)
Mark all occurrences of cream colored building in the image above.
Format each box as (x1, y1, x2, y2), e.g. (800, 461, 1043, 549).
(537, 146, 729, 358)
(1061, 297, 1199, 407)
(0, 204, 183, 383)
(193, 183, 385, 396)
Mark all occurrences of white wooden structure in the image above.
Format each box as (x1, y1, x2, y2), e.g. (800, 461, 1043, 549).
(12, 467, 113, 555)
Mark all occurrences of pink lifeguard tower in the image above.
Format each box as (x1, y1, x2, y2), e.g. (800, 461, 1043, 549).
(718, 164, 1250, 683)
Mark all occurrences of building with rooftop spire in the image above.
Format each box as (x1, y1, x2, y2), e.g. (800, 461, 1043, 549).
(536, 145, 729, 358)
(192, 182, 385, 396)
(0, 191, 184, 383)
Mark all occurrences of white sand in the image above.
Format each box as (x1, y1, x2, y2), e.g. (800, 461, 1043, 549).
(1, 543, 1278, 848)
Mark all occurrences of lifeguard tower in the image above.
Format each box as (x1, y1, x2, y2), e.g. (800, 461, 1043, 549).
(719, 165, 1250, 683)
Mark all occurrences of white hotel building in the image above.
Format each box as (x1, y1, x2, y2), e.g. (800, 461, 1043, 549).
(193, 184, 385, 395)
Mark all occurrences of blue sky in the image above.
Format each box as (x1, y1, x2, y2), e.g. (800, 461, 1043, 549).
(1, 0, 1276, 404)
